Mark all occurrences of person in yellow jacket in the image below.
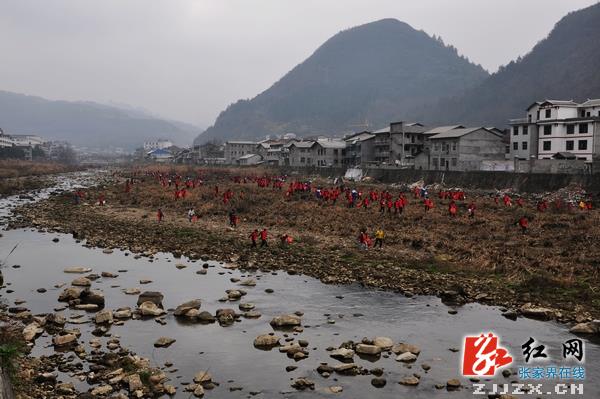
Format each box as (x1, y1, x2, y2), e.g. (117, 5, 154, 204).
(374, 228, 385, 248)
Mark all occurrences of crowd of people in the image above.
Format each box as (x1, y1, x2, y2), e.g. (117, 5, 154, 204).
(87, 169, 595, 251)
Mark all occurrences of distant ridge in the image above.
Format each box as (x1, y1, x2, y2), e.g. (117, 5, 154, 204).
(196, 18, 488, 143)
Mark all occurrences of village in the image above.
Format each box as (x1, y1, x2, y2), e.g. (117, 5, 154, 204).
(146, 99, 600, 176)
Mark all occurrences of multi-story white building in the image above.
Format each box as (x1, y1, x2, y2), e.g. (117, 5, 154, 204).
(509, 99, 600, 162)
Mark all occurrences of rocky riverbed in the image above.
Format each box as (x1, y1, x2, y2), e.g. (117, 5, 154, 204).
(1, 171, 599, 398)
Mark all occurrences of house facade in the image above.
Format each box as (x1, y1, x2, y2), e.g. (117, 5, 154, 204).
(372, 122, 427, 165)
(428, 127, 506, 171)
(344, 132, 375, 166)
(224, 141, 260, 164)
(509, 99, 600, 162)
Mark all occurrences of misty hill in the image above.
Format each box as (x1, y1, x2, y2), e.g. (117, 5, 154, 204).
(0, 91, 200, 150)
(197, 18, 488, 143)
(423, 2, 600, 126)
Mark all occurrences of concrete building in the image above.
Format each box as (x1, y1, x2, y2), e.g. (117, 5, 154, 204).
(344, 131, 375, 166)
(143, 139, 173, 152)
(224, 141, 259, 164)
(286, 141, 317, 167)
(509, 99, 600, 162)
(372, 122, 427, 165)
(285, 138, 346, 167)
(428, 127, 506, 171)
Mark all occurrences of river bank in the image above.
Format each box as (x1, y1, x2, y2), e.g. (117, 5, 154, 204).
(10, 167, 600, 324)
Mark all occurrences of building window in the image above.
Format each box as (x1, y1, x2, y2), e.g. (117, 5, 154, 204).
(566, 140, 574, 151)
(452, 142, 457, 151)
(543, 125, 551, 135)
(567, 124, 575, 134)
(451, 158, 457, 166)
(432, 158, 439, 168)
(578, 140, 588, 150)
(300, 157, 305, 163)
(440, 157, 445, 167)
(523, 126, 528, 135)
(545, 109, 551, 118)
(579, 123, 588, 134)
(505, 145, 510, 154)
(513, 142, 518, 150)
(513, 126, 519, 136)
(522, 142, 528, 150)
(543, 141, 551, 151)
(434, 143, 439, 151)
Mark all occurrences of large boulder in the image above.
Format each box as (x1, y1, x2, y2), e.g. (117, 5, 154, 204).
(520, 304, 556, 321)
(216, 308, 237, 325)
(23, 323, 43, 342)
(95, 310, 113, 324)
(356, 344, 381, 356)
(270, 314, 302, 328)
(373, 337, 394, 350)
(253, 334, 280, 348)
(71, 277, 92, 287)
(330, 348, 354, 360)
(137, 291, 164, 308)
(392, 343, 421, 355)
(139, 301, 166, 317)
(570, 320, 600, 334)
(80, 289, 105, 306)
(58, 287, 82, 302)
(174, 299, 202, 317)
(154, 337, 176, 348)
(53, 333, 78, 347)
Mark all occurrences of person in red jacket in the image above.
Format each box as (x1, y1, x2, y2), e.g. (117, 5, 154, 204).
(260, 228, 268, 247)
(249, 229, 258, 247)
(518, 216, 529, 234)
(448, 201, 458, 217)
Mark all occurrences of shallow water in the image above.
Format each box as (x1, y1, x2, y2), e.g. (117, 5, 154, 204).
(0, 173, 597, 398)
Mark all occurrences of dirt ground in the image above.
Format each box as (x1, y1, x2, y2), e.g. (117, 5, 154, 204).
(12, 165, 600, 323)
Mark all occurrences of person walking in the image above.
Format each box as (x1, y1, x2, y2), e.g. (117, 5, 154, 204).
(374, 228, 385, 249)
(260, 228, 268, 247)
(249, 229, 258, 247)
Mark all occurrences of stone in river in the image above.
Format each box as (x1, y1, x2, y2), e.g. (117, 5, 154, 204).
(137, 291, 164, 307)
(399, 376, 420, 386)
(253, 334, 280, 348)
(270, 314, 301, 328)
(64, 267, 92, 274)
(356, 344, 382, 356)
(139, 301, 166, 317)
(154, 337, 176, 348)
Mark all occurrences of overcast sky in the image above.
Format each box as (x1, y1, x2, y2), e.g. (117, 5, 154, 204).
(0, 0, 597, 127)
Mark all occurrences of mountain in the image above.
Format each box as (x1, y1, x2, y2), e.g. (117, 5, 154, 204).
(196, 18, 488, 143)
(422, 3, 600, 127)
(0, 91, 200, 150)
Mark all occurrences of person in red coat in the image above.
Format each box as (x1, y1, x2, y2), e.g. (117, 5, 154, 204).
(260, 228, 268, 247)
